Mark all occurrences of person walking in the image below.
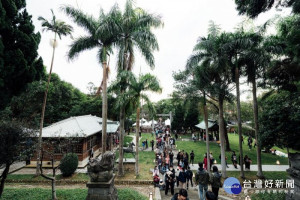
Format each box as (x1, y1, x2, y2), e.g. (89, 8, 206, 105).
(186, 166, 193, 190)
(178, 167, 187, 189)
(150, 139, 154, 151)
(190, 150, 195, 165)
(169, 150, 174, 166)
(165, 167, 175, 196)
(231, 151, 238, 169)
(146, 139, 148, 149)
(195, 162, 209, 200)
(210, 166, 222, 199)
(248, 136, 253, 150)
(244, 155, 252, 170)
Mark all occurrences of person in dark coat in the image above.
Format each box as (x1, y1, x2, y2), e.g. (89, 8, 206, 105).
(244, 155, 252, 170)
(150, 139, 154, 151)
(171, 189, 189, 200)
(248, 136, 253, 150)
(185, 166, 193, 190)
(190, 150, 195, 165)
(210, 166, 222, 199)
(195, 162, 210, 200)
(169, 150, 174, 166)
(146, 139, 148, 149)
(231, 151, 238, 169)
(165, 166, 175, 196)
(178, 167, 187, 189)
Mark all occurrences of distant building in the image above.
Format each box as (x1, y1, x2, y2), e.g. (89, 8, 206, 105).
(30, 115, 119, 167)
(195, 119, 219, 141)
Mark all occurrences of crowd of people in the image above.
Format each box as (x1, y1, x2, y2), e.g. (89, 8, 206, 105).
(151, 126, 222, 200)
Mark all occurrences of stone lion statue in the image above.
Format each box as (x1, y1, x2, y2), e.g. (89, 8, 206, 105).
(87, 151, 115, 182)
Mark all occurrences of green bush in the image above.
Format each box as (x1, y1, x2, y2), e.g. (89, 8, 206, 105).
(1, 188, 148, 200)
(59, 153, 78, 177)
(251, 192, 285, 200)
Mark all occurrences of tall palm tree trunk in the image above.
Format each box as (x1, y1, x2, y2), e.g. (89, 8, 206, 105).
(203, 92, 210, 173)
(118, 106, 125, 176)
(252, 79, 264, 178)
(102, 61, 108, 154)
(135, 106, 140, 176)
(218, 97, 227, 178)
(235, 65, 245, 178)
(36, 34, 57, 175)
(224, 123, 231, 151)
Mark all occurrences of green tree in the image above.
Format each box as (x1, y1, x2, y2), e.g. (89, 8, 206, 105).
(127, 72, 161, 176)
(184, 100, 199, 130)
(0, 121, 35, 197)
(0, 0, 44, 110)
(115, 0, 162, 176)
(62, 5, 120, 154)
(3, 74, 86, 128)
(186, 24, 234, 176)
(259, 90, 300, 152)
(171, 103, 185, 132)
(36, 9, 73, 175)
(224, 31, 261, 178)
(235, 0, 300, 18)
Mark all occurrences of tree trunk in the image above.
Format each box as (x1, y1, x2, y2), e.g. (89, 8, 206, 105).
(235, 65, 245, 178)
(118, 106, 125, 176)
(51, 159, 57, 200)
(102, 61, 108, 154)
(36, 34, 57, 176)
(224, 121, 231, 151)
(252, 79, 264, 178)
(218, 98, 227, 178)
(0, 163, 10, 197)
(135, 106, 140, 176)
(203, 92, 210, 173)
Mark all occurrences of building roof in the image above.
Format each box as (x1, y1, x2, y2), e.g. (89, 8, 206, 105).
(42, 115, 119, 138)
(195, 119, 218, 130)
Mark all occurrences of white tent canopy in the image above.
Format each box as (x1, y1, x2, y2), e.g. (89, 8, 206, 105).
(165, 118, 171, 126)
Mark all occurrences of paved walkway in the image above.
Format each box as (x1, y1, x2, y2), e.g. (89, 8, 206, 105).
(0, 161, 26, 175)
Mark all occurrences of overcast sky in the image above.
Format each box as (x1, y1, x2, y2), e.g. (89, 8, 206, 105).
(26, 0, 290, 102)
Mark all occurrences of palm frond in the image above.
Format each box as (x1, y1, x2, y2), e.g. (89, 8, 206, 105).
(68, 36, 99, 60)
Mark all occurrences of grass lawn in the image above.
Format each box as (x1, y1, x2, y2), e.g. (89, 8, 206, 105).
(114, 133, 155, 180)
(176, 133, 290, 165)
(123, 135, 133, 147)
(1, 188, 148, 200)
(225, 171, 288, 183)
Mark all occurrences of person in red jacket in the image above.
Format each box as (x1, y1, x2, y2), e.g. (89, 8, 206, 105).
(203, 155, 208, 170)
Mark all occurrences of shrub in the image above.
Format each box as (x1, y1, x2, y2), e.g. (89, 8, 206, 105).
(60, 153, 78, 177)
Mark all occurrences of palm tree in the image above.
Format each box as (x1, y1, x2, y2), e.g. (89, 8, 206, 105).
(61, 5, 121, 154)
(186, 24, 234, 177)
(127, 72, 162, 176)
(36, 9, 73, 176)
(115, 0, 162, 176)
(241, 32, 269, 178)
(224, 31, 256, 178)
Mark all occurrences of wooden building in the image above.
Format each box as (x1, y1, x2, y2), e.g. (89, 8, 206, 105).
(30, 115, 119, 168)
(195, 119, 219, 141)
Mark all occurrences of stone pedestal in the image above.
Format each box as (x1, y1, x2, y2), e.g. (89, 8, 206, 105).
(86, 175, 118, 200)
(286, 153, 300, 200)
